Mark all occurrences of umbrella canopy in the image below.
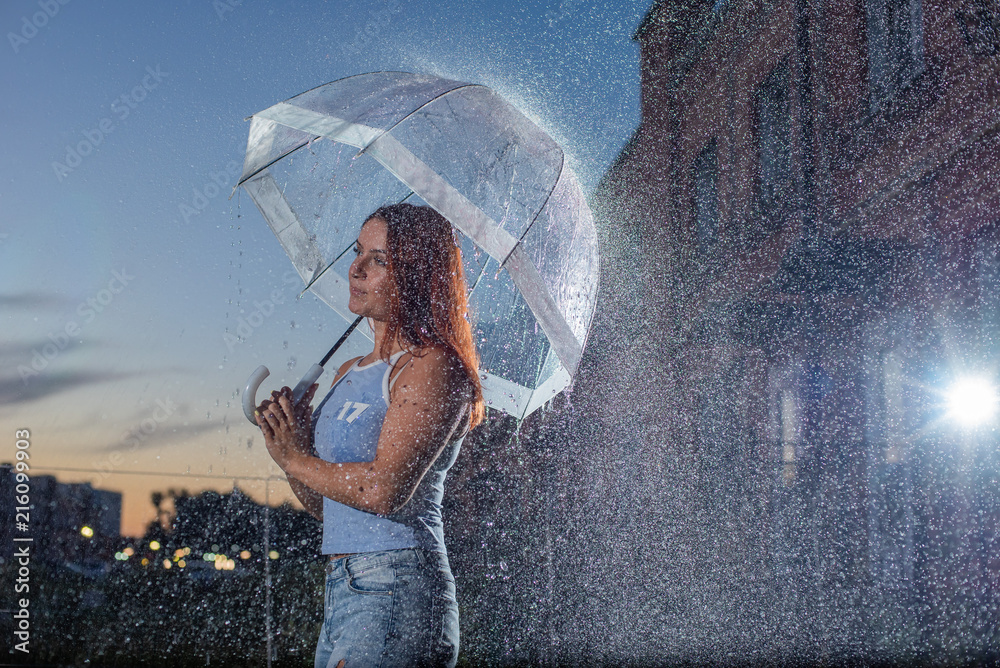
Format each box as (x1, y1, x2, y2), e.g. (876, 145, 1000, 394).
(236, 72, 599, 419)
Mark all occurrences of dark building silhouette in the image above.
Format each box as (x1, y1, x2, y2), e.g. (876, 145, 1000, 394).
(580, 0, 1000, 662)
(1, 464, 121, 565)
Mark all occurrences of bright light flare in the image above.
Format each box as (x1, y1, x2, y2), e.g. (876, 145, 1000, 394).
(945, 377, 999, 427)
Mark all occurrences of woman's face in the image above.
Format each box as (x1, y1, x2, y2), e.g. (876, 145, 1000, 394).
(348, 216, 393, 321)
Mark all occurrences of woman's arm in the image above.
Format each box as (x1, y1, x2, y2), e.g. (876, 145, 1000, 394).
(286, 473, 323, 521)
(258, 347, 470, 516)
(257, 386, 322, 519)
(258, 358, 359, 520)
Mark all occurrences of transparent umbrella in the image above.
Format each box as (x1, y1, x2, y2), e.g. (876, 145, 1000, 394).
(236, 71, 599, 421)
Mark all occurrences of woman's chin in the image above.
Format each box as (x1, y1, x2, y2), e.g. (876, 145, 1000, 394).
(347, 303, 389, 322)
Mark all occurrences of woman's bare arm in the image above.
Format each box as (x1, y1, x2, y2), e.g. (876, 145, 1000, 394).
(287, 474, 323, 521)
(262, 357, 358, 521)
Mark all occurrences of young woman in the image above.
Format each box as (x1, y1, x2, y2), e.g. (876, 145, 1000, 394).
(255, 203, 484, 668)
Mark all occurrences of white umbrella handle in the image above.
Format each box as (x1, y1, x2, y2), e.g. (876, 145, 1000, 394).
(243, 363, 325, 424)
(243, 365, 271, 424)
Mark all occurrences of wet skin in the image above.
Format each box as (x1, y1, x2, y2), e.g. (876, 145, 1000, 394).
(254, 216, 471, 554)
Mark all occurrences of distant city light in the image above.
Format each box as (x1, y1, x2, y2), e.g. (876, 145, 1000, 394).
(162, 559, 172, 570)
(123, 547, 134, 556)
(178, 559, 186, 568)
(80, 526, 94, 538)
(203, 552, 215, 562)
(268, 550, 279, 560)
(141, 558, 149, 566)
(149, 540, 161, 551)
(213, 554, 236, 571)
(945, 377, 999, 427)
(240, 550, 251, 560)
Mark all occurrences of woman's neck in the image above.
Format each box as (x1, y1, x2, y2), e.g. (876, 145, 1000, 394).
(368, 319, 406, 362)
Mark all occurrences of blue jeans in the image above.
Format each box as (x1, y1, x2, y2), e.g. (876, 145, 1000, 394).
(314, 548, 459, 668)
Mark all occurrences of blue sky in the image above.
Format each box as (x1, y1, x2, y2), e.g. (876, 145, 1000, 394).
(1, 0, 647, 534)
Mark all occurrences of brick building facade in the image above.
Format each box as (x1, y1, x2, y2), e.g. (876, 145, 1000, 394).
(584, 0, 1000, 660)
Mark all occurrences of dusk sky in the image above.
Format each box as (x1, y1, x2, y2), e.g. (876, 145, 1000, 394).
(2, 0, 647, 535)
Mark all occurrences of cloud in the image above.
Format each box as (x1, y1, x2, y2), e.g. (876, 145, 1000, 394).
(100, 419, 225, 453)
(0, 338, 104, 363)
(0, 338, 196, 407)
(0, 368, 141, 406)
(0, 291, 73, 310)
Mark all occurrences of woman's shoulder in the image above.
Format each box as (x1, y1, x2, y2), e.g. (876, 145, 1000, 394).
(407, 345, 466, 373)
(395, 346, 472, 394)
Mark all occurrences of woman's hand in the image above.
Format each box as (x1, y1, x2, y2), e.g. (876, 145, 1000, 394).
(256, 383, 318, 471)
